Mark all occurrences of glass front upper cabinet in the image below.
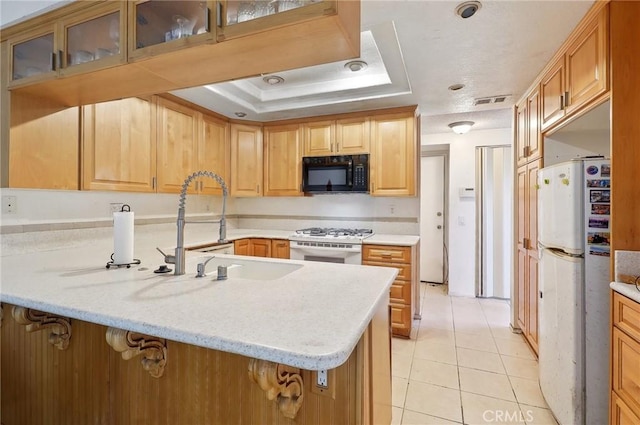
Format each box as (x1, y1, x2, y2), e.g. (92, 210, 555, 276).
(10, 26, 56, 85)
(218, 0, 333, 41)
(60, 3, 126, 74)
(129, 1, 214, 60)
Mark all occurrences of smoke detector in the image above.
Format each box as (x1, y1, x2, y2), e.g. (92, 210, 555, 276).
(455, 1, 482, 19)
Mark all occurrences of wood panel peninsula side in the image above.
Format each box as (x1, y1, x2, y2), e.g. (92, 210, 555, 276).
(0, 229, 394, 424)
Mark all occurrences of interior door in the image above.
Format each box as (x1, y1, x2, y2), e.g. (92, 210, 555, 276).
(419, 155, 445, 283)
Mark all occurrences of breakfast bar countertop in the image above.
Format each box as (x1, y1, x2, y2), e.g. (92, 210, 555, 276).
(0, 224, 397, 371)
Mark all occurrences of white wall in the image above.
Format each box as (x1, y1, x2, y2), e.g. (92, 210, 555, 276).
(0, 188, 231, 226)
(422, 128, 512, 297)
(235, 195, 419, 235)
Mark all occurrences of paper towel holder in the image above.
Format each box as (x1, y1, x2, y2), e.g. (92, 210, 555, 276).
(106, 253, 141, 269)
(106, 204, 141, 269)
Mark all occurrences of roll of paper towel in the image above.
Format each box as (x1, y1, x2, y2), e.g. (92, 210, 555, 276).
(113, 207, 134, 264)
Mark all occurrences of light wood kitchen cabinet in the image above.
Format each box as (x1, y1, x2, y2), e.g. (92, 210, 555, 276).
(3, 0, 359, 108)
(233, 238, 274, 258)
(540, 5, 608, 131)
(516, 160, 540, 355)
(199, 114, 230, 195)
(230, 123, 263, 197)
(234, 239, 250, 256)
(362, 244, 416, 338)
(82, 97, 156, 192)
(303, 120, 334, 156)
(264, 123, 302, 196)
(517, 87, 542, 167)
(8, 2, 126, 88)
(370, 112, 416, 196)
(271, 239, 290, 259)
(156, 96, 200, 194)
(611, 292, 640, 424)
(302, 117, 369, 157)
(9, 92, 79, 190)
(127, 0, 214, 61)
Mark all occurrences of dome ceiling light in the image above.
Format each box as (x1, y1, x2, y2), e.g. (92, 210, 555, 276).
(448, 83, 465, 91)
(455, 1, 482, 19)
(262, 75, 284, 85)
(344, 60, 368, 72)
(234, 112, 247, 118)
(448, 121, 475, 134)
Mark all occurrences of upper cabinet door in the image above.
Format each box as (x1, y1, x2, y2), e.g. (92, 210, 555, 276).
(8, 25, 57, 87)
(335, 117, 369, 154)
(264, 124, 302, 196)
(303, 120, 334, 156)
(540, 56, 565, 131)
(565, 6, 608, 115)
(156, 97, 200, 194)
(515, 99, 528, 167)
(230, 123, 263, 197)
(370, 113, 416, 197)
(218, 0, 336, 41)
(527, 87, 541, 161)
(199, 114, 230, 195)
(82, 97, 156, 193)
(128, 0, 214, 60)
(59, 3, 126, 76)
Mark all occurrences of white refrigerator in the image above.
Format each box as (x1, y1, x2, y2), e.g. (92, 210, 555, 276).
(538, 158, 611, 425)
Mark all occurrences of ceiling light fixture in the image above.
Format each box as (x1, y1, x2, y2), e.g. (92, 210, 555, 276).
(344, 60, 368, 72)
(262, 75, 284, 85)
(455, 1, 482, 19)
(234, 112, 247, 118)
(448, 121, 475, 134)
(448, 83, 465, 91)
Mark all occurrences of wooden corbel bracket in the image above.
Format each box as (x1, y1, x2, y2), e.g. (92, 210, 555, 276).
(248, 358, 304, 419)
(11, 306, 72, 350)
(105, 327, 167, 378)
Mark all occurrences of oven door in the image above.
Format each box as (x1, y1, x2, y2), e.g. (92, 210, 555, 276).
(289, 241, 361, 265)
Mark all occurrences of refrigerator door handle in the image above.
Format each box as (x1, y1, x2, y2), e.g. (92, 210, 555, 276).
(539, 244, 584, 259)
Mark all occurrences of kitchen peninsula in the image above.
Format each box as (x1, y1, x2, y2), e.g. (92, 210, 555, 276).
(0, 224, 395, 424)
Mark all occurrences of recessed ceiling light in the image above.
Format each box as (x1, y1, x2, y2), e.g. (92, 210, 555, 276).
(344, 60, 368, 72)
(234, 112, 247, 118)
(262, 75, 284, 85)
(455, 1, 481, 19)
(448, 83, 465, 91)
(448, 121, 475, 134)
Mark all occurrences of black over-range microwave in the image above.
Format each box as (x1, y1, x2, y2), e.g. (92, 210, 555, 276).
(302, 154, 369, 193)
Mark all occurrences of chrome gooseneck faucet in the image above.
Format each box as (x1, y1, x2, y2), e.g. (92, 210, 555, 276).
(162, 171, 228, 275)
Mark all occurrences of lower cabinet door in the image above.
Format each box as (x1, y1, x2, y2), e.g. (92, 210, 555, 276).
(611, 391, 640, 425)
(390, 303, 411, 338)
(612, 327, 640, 414)
(389, 281, 411, 305)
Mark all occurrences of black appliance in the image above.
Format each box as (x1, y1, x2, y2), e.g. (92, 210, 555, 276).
(302, 154, 369, 193)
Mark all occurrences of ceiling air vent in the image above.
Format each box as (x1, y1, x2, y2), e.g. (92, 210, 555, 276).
(474, 95, 511, 106)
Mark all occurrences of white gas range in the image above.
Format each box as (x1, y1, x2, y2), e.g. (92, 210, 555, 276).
(288, 227, 374, 265)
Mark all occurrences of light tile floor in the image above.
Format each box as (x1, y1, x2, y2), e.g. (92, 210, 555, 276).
(391, 283, 558, 425)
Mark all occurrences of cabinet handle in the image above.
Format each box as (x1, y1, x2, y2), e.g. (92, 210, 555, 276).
(256, 184, 260, 193)
(564, 91, 569, 108)
(57, 50, 63, 69)
(336, 142, 340, 152)
(330, 143, 334, 152)
(205, 7, 211, 32)
(216, 2, 222, 27)
(152, 177, 156, 190)
(51, 52, 56, 71)
(559, 94, 564, 110)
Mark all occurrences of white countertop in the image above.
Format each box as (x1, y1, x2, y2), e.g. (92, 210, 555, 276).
(611, 250, 640, 304)
(0, 224, 397, 370)
(364, 234, 420, 246)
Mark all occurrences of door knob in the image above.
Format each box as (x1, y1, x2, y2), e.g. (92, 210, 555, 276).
(436, 212, 442, 216)
(437, 225, 442, 229)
